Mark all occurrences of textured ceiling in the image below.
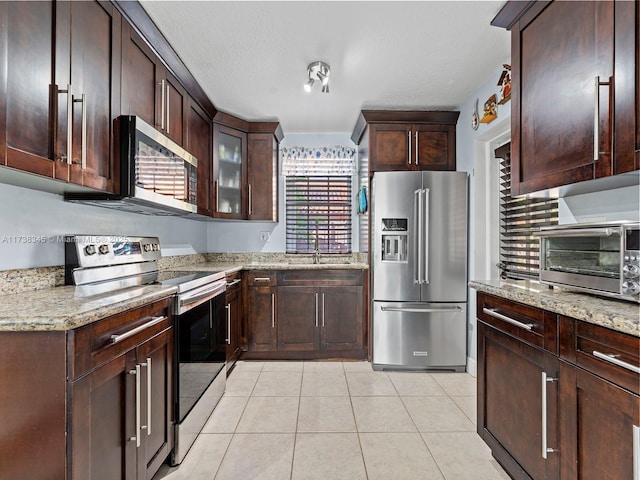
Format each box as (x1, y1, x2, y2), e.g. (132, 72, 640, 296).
(139, 1, 510, 134)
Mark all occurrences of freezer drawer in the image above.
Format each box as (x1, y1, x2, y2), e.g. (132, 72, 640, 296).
(372, 301, 467, 371)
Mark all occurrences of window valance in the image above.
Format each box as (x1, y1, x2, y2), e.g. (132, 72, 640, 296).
(281, 145, 356, 176)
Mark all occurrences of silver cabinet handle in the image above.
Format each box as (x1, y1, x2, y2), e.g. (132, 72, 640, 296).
(226, 278, 242, 287)
(57, 84, 73, 164)
(381, 306, 463, 313)
(541, 371, 557, 459)
(482, 308, 534, 330)
(57, 84, 74, 164)
(414, 189, 423, 284)
(315, 292, 318, 327)
(321, 292, 325, 327)
(415, 131, 419, 166)
(248, 184, 253, 216)
(128, 366, 139, 445)
(226, 304, 231, 344)
(110, 316, 167, 344)
(271, 293, 275, 328)
(215, 180, 219, 213)
(165, 81, 170, 135)
(146, 358, 152, 436)
(634, 424, 639, 480)
(423, 188, 429, 285)
(134, 363, 142, 447)
(407, 131, 412, 165)
(254, 277, 272, 282)
(593, 351, 640, 374)
(594, 76, 600, 161)
(73, 93, 87, 169)
(159, 79, 166, 130)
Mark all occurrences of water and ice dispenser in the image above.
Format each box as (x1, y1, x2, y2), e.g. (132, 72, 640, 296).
(381, 218, 408, 262)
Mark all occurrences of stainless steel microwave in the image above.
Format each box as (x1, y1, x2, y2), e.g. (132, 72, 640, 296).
(536, 222, 640, 303)
(65, 116, 198, 216)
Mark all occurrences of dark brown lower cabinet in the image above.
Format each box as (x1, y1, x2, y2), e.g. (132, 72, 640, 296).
(559, 362, 639, 480)
(244, 269, 366, 359)
(246, 285, 277, 352)
(225, 273, 243, 371)
(478, 321, 559, 480)
(477, 292, 640, 480)
(0, 298, 173, 480)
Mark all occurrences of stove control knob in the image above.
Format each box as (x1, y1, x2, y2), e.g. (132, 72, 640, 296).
(622, 280, 640, 296)
(623, 264, 640, 279)
(143, 244, 152, 252)
(98, 244, 110, 255)
(84, 245, 96, 256)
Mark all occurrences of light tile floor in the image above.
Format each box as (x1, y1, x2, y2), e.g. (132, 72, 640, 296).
(153, 361, 510, 480)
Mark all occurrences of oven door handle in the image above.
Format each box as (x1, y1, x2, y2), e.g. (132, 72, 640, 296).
(534, 227, 615, 238)
(179, 280, 226, 308)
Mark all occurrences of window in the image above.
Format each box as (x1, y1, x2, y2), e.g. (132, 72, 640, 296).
(281, 146, 355, 254)
(496, 143, 558, 280)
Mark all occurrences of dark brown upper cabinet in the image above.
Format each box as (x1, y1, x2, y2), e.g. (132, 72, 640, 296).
(351, 111, 459, 173)
(0, 1, 121, 193)
(212, 113, 283, 221)
(493, 0, 638, 196)
(248, 123, 283, 222)
(187, 98, 213, 217)
(121, 22, 187, 148)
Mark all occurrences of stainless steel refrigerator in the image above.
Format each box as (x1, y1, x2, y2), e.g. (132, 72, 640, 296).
(371, 171, 468, 371)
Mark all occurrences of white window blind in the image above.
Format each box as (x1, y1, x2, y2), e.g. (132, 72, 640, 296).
(281, 146, 355, 254)
(496, 143, 558, 280)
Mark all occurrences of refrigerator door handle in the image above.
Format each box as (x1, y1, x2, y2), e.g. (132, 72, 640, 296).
(423, 188, 430, 285)
(381, 306, 463, 313)
(414, 189, 423, 284)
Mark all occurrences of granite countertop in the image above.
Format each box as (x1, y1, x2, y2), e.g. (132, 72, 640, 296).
(0, 284, 177, 332)
(469, 279, 640, 337)
(0, 257, 368, 332)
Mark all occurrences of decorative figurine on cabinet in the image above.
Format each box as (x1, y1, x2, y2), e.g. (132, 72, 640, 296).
(497, 64, 511, 105)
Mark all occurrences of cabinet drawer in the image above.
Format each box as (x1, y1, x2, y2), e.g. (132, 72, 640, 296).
(68, 297, 173, 380)
(278, 269, 363, 286)
(226, 270, 243, 292)
(560, 316, 640, 395)
(477, 293, 558, 354)
(246, 270, 277, 286)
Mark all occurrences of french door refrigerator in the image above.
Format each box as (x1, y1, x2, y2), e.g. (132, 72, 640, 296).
(371, 171, 468, 371)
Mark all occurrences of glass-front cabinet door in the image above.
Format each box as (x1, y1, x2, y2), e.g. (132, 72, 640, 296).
(214, 124, 247, 218)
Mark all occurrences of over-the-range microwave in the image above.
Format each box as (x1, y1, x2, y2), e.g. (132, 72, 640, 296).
(536, 222, 640, 303)
(65, 116, 198, 216)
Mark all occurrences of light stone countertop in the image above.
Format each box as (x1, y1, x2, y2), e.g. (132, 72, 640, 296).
(0, 259, 367, 332)
(469, 279, 640, 338)
(0, 284, 177, 332)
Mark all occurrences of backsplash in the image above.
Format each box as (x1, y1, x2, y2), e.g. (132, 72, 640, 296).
(205, 252, 368, 264)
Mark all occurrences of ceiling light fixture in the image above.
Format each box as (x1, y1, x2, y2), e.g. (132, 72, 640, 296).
(304, 61, 330, 93)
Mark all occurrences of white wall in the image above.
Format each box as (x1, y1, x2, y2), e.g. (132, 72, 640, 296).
(206, 132, 360, 252)
(455, 62, 512, 374)
(0, 182, 207, 270)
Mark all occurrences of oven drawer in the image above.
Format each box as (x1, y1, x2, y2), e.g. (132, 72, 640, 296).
(246, 270, 278, 286)
(560, 316, 640, 395)
(477, 293, 558, 354)
(68, 297, 173, 380)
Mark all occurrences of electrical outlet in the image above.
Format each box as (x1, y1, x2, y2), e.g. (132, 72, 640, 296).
(260, 231, 270, 242)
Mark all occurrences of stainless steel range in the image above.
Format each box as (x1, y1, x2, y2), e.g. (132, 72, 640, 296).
(64, 235, 227, 465)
